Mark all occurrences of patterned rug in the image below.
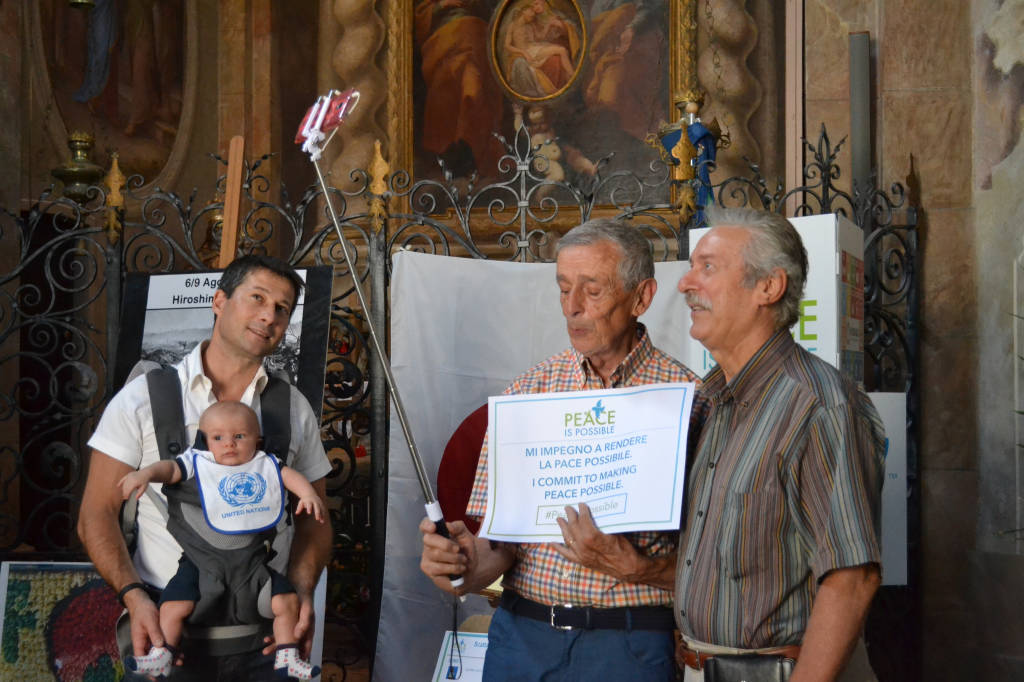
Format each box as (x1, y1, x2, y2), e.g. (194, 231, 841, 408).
(0, 563, 122, 681)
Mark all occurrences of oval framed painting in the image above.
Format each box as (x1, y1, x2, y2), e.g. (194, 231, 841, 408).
(490, 0, 588, 102)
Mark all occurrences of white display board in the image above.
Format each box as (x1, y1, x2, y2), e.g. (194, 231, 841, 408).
(867, 392, 908, 585)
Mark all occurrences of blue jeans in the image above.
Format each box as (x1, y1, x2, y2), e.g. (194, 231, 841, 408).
(482, 606, 676, 682)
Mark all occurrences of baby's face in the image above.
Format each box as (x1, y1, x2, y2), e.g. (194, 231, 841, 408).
(203, 413, 260, 466)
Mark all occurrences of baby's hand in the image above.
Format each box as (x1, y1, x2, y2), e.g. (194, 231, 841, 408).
(295, 496, 325, 523)
(117, 471, 149, 501)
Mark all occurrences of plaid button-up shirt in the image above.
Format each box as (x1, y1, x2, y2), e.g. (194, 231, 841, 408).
(675, 330, 886, 647)
(467, 325, 701, 607)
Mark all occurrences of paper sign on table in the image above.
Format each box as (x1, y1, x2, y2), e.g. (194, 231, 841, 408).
(431, 631, 488, 681)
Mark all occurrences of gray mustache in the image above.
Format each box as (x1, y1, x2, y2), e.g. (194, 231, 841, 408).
(684, 292, 712, 311)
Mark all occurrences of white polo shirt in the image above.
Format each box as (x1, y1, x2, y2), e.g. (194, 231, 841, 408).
(88, 341, 332, 588)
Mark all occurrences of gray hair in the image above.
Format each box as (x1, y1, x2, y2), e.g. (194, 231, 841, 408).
(556, 218, 654, 292)
(704, 206, 808, 329)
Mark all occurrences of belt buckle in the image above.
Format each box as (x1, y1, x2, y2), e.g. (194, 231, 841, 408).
(550, 604, 574, 630)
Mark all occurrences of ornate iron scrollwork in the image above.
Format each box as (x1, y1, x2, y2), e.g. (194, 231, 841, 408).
(0, 187, 112, 555)
(0, 123, 916, 677)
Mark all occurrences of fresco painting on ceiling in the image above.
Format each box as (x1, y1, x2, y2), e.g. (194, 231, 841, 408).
(41, 0, 184, 182)
(412, 0, 669, 200)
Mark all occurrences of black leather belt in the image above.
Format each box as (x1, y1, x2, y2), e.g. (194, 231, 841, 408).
(500, 590, 675, 631)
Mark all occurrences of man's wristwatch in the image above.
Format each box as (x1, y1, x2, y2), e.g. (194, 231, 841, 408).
(117, 581, 148, 608)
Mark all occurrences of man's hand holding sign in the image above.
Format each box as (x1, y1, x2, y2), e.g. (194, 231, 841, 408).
(554, 501, 673, 586)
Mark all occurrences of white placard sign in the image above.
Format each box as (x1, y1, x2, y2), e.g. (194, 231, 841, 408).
(480, 383, 696, 542)
(145, 270, 308, 309)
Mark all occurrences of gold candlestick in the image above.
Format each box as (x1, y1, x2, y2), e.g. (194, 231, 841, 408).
(51, 132, 105, 204)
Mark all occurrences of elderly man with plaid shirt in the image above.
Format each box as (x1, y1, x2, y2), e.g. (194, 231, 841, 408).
(420, 218, 701, 681)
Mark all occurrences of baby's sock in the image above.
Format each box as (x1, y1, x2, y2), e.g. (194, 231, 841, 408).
(125, 645, 174, 677)
(274, 644, 321, 680)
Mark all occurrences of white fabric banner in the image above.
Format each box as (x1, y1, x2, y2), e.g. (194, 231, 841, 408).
(374, 251, 691, 682)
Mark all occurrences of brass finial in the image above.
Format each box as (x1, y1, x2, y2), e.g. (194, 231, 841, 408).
(369, 140, 390, 196)
(198, 196, 226, 268)
(51, 131, 105, 204)
(104, 152, 126, 243)
(368, 140, 390, 234)
(675, 89, 705, 115)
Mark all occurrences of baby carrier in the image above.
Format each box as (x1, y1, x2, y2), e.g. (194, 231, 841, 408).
(120, 363, 292, 654)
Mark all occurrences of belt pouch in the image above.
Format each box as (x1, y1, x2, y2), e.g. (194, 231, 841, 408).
(704, 654, 795, 682)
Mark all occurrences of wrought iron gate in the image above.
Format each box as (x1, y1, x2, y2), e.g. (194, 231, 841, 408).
(0, 124, 918, 678)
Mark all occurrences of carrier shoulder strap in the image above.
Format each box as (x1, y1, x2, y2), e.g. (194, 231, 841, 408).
(146, 366, 189, 461)
(146, 366, 292, 462)
(259, 375, 291, 459)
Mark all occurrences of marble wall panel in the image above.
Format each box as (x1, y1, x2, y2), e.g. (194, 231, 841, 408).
(967, 552, 1024, 679)
(918, 335, 977, 471)
(805, 0, 853, 101)
(921, 469, 978, 555)
(881, 89, 971, 210)
(920, 546, 972, 679)
(815, 0, 876, 30)
(920, 598, 973, 681)
(881, 0, 971, 92)
(250, 0, 279, 202)
(919, 468, 977, 680)
(919, 208, 975, 338)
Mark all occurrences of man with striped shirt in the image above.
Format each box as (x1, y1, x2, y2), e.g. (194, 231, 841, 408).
(675, 207, 886, 681)
(420, 218, 700, 681)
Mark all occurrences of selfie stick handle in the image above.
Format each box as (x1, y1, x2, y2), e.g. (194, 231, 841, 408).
(426, 501, 466, 590)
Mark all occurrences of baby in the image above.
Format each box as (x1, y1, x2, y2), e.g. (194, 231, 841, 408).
(118, 401, 325, 679)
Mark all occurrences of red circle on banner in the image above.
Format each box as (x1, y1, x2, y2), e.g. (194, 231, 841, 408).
(437, 404, 488, 535)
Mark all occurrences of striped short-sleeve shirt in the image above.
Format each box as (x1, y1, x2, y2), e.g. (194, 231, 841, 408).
(466, 324, 701, 607)
(675, 330, 886, 647)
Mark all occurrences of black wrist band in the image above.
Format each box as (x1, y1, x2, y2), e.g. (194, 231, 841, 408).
(117, 582, 147, 608)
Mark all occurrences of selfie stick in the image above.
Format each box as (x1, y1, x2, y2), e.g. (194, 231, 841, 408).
(297, 91, 464, 589)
